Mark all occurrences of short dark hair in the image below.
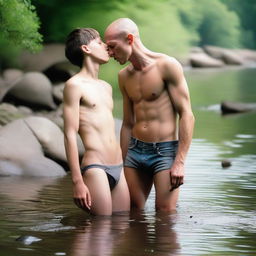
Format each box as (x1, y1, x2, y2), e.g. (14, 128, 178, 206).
(65, 28, 100, 68)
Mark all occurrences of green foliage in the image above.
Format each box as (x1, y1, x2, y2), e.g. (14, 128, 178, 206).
(31, 0, 250, 88)
(222, 0, 256, 49)
(196, 0, 241, 48)
(0, 0, 42, 68)
(32, 0, 247, 52)
(32, 0, 202, 59)
(0, 0, 42, 52)
(2, 0, 255, 70)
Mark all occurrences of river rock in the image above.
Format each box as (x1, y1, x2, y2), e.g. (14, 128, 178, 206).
(204, 45, 226, 59)
(221, 160, 232, 168)
(2, 69, 24, 86)
(204, 46, 247, 65)
(0, 70, 25, 102)
(24, 116, 67, 165)
(0, 118, 66, 176)
(18, 44, 66, 72)
(190, 47, 204, 53)
(221, 101, 256, 114)
(222, 51, 244, 65)
(43, 61, 76, 83)
(35, 104, 64, 129)
(31, 108, 85, 157)
(234, 49, 256, 63)
(52, 83, 65, 103)
(189, 52, 225, 68)
(17, 105, 33, 115)
(0, 77, 7, 101)
(0, 103, 26, 126)
(6, 72, 57, 110)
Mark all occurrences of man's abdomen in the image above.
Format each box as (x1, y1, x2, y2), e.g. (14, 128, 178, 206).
(132, 119, 177, 143)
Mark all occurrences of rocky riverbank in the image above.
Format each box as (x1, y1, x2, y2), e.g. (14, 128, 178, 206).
(181, 45, 256, 68)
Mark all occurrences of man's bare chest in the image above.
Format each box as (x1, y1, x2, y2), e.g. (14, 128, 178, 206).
(80, 85, 113, 110)
(125, 68, 165, 102)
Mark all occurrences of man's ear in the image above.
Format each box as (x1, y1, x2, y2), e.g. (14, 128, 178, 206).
(81, 44, 91, 54)
(127, 34, 134, 44)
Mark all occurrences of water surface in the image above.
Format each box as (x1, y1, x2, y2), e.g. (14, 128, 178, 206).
(0, 67, 255, 256)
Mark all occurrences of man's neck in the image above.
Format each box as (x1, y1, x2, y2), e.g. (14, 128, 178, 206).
(129, 41, 154, 71)
(80, 58, 100, 79)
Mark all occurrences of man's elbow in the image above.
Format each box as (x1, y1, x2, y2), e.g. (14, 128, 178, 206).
(188, 111, 195, 128)
(180, 110, 195, 124)
(64, 129, 77, 142)
(190, 112, 195, 124)
(122, 120, 134, 130)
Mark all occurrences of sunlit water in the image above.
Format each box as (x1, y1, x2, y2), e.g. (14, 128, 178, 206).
(0, 67, 256, 256)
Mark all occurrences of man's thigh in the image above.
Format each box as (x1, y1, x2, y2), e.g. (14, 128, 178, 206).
(111, 170, 130, 213)
(153, 170, 179, 212)
(124, 167, 153, 209)
(83, 168, 112, 215)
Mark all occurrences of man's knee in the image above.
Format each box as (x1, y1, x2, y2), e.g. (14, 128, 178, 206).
(91, 205, 112, 216)
(155, 200, 177, 212)
(131, 200, 145, 210)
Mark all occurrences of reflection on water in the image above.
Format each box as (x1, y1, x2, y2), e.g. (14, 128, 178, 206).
(0, 68, 256, 256)
(62, 211, 180, 256)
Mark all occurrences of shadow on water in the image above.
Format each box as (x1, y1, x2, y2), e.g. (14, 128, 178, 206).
(0, 67, 256, 256)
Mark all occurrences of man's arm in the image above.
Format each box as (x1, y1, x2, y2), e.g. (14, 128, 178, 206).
(63, 81, 91, 210)
(163, 57, 195, 190)
(118, 70, 135, 161)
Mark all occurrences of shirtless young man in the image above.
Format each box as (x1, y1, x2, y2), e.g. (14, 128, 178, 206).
(105, 18, 195, 212)
(63, 28, 130, 215)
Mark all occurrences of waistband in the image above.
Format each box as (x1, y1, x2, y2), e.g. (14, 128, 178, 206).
(81, 163, 123, 172)
(130, 137, 178, 148)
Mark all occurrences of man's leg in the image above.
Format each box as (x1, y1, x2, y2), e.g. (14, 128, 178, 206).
(83, 168, 112, 215)
(111, 169, 130, 213)
(153, 170, 179, 212)
(124, 167, 153, 210)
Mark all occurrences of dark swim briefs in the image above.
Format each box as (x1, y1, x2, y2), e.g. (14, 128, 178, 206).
(124, 137, 178, 175)
(81, 163, 123, 190)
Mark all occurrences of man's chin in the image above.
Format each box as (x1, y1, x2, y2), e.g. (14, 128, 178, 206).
(101, 56, 110, 64)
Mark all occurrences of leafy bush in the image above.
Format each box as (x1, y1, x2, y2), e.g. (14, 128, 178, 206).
(0, 0, 42, 68)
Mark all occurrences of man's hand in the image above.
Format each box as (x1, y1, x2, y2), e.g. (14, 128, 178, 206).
(73, 181, 92, 211)
(169, 162, 184, 191)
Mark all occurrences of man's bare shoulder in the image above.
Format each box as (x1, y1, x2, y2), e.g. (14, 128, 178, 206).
(118, 64, 133, 78)
(65, 74, 94, 92)
(156, 54, 184, 80)
(98, 79, 111, 87)
(98, 79, 112, 93)
(157, 54, 182, 69)
(65, 74, 82, 88)
(64, 76, 78, 94)
(63, 75, 93, 102)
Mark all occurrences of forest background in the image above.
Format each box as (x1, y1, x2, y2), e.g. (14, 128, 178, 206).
(0, 0, 255, 75)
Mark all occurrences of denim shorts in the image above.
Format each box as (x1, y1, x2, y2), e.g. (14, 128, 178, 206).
(124, 137, 178, 175)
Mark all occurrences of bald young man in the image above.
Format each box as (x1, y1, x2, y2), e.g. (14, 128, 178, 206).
(105, 18, 194, 212)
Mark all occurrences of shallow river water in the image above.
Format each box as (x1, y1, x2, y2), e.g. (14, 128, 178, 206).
(0, 67, 256, 256)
